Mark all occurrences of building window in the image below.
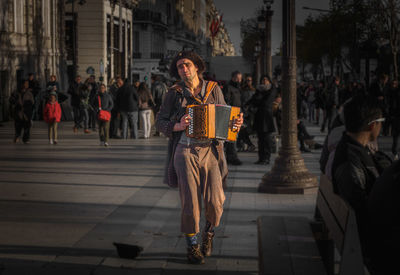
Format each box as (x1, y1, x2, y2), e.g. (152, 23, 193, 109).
(14, 0, 24, 33)
(42, 0, 51, 36)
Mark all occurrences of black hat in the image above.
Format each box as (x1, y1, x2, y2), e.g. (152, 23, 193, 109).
(169, 51, 205, 79)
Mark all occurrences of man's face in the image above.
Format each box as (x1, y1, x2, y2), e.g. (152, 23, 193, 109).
(117, 78, 123, 87)
(370, 118, 383, 142)
(177, 58, 198, 82)
(245, 77, 252, 85)
(76, 76, 81, 83)
(100, 85, 106, 93)
(392, 81, 398, 88)
(23, 81, 29, 90)
(50, 75, 56, 82)
(232, 73, 242, 84)
(28, 75, 34, 80)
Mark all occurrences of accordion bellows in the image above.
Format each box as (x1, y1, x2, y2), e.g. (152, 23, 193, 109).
(186, 104, 240, 142)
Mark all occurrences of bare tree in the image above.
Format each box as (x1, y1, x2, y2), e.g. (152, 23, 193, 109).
(371, 0, 400, 79)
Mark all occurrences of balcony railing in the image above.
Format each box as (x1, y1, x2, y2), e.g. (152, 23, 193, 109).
(150, 52, 164, 59)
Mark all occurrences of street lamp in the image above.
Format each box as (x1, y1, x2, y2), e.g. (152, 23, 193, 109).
(254, 41, 262, 84)
(258, 0, 317, 194)
(257, 0, 274, 78)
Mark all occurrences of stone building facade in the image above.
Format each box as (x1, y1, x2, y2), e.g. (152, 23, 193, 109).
(131, 0, 235, 83)
(0, 0, 65, 121)
(65, 0, 138, 85)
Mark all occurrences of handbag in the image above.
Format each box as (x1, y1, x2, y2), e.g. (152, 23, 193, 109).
(97, 95, 111, 122)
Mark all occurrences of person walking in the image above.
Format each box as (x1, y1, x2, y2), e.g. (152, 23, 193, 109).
(68, 75, 83, 133)
(238, 75, 256, 152)
(156, 51, 243, 264)
(43, 91, 62, 144)
(116, 77, 139, 139)
(94, 84, 113, 146)
(223, 71, 243, 165)
(9, 80, 34, 144)
(248, 75, 277, 165)
(151, 75, 167, 137)
(78, 84, 91, 134)
(138, 82, 155, 139)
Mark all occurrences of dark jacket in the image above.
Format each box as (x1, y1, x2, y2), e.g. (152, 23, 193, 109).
(248, 84, 277, 133)
(367, 160, 400, 272)
(155, 80, 228, 188)
(223, 80, 242, 107)
(138, 88, 155, 111)
(332, 133, 391, 237)
(116, 83, 139, 112)
(9, 89, 34, 121)
(68, 81, 82, 107)
(93, 92, 114, 112)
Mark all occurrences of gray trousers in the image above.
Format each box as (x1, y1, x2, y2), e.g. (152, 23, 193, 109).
(174, 143, 225, 234)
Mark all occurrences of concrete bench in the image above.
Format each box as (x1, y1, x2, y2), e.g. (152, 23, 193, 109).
(314, 173, 367, 275)
(257, 216, 327, 275)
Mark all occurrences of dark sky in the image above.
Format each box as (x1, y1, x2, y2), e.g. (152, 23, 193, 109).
(213, 0, 330, 56)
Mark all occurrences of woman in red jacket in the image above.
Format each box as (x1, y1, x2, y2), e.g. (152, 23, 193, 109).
(43, 91, 62, 144)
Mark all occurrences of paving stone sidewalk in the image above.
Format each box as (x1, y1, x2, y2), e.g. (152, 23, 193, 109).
(0, 120, 393, 274)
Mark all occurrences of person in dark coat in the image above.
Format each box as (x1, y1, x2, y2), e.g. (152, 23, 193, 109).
(237, 75, 256, 152)
(108, 78, 121, 138)
(223, 71, 243, 165)
(332, 95, 391, 256)
(93, 83, 113, 146)
(248, 75, 277, 164)
(9, 80, 35, 143)
(369, 73, 390, 135)
(368, 160, 400, 274)
(389, 79, 400, 159)
(116, 76, 139, 139)
(68, 75, 83, 132)
(28, 73, 41, 120)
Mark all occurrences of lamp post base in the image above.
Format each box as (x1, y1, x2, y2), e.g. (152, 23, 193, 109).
(258, 147, 318, 194)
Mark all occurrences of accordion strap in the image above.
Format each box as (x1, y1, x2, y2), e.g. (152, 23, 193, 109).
(173, 81, 218, 105)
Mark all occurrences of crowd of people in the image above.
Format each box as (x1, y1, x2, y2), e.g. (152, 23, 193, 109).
(9, 73, 168, 146)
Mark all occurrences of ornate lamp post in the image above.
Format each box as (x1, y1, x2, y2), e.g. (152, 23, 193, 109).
(254, 41, 261, 84)
(257, 0, 274, 78)
(258, 0, 317, 194)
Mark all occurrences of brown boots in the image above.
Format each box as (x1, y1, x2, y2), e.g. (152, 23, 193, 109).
(187, 244, 205, 264)
(186, 231, 215, 264)
(201, 231, 215, 257)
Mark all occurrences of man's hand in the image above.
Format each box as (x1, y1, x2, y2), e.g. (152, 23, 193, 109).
(174, 114, 191, 131)
(233, 113, 244, 131)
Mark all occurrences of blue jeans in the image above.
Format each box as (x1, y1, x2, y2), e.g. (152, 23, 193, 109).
(80, 107, 89, 130)
(121, 111, 138, 139)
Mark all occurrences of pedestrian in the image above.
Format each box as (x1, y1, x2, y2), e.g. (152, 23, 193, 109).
(78, 84, 91, 134)
(116, 76, 139, 139)
(305, 83, 316, 122)
(86, 75, 99, 131)
(94, 84, 113, 146)
(138, 82, 155, 139)
(223, 70, 243, 165)
(368, 160, 400, 274)
(43, 91, 62, 144)
(238, 75, 256, 152)
(389, 79, 400, 159)
(9, 80, 34, 144)
(151, 75, 168, 136)
(248, 75, 277, 165)
(28, 73, 41, 121)
(155, 50, 243, 264)
(369, 73, 390, 136)
(321, 76, 341, 133)
(331, 94, 392, 256)
(314, 80, 326, 126)
(108, 78, 121, 139)
(68, 75, 83, 133)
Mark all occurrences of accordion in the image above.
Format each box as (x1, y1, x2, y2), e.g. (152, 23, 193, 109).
(186, 104, 241, 142)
